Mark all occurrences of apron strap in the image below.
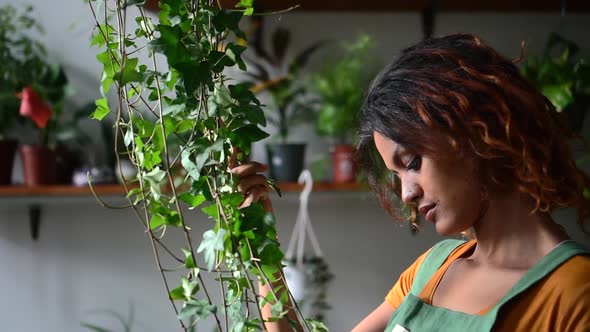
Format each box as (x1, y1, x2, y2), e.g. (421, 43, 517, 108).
(409, 239, 466, 296)
(487, 240, 590, 319)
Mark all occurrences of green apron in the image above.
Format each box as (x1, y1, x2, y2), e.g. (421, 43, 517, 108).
(384, 239, 590, 332)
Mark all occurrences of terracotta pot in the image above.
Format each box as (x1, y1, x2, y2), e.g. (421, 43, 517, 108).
(332, 144, 356, 183)
(19, 145, 57, 186)
(0, 139, 18, 185)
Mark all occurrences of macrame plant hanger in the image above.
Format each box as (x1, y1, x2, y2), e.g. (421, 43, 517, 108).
(285, 170, 324, 266)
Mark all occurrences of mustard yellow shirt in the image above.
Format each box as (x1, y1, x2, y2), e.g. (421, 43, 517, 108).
(386, 240, 590, 331)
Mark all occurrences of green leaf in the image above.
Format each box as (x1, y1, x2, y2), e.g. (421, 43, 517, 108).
(143, 167, 166, 200)
(92, 98, 110, 120)
(182, 248, 197, 268)
(163, 103, 185, 116)
(306, 319, 330, 332)
(201, 204, 219, 219)
(541, 83, 574, 111)
(178, 192, 207, 208)
(226, 43, 247, 70)
(181, 277, 200, 299)
(214, 82, 233, 109)
(148, 25, 190, 66)
(178, 299, 216, 320)
(149, 213, 166, 229)
(197, 229, 227, 271)
(169, 285, 185, 300)
(164, 211, 182, 227)
(270, 301, 284, 318)
(90, 25, 113, 48)
(258, 243, 284, 265)
(230, 124, 269, 149)
(114, 57, 143, 84)
(236, 0, 253, 8)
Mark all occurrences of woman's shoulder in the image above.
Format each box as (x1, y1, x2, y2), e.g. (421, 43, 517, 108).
(548, 253, 590, 287)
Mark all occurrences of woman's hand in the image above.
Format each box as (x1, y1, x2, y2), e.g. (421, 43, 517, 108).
(229, 149, 274, 212)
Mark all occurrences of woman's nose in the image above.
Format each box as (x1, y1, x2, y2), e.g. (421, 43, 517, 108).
(401, 177, 422, 205)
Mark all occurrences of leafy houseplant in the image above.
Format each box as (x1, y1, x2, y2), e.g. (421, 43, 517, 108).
(521, 33, 590, 133)
(17, 65, 71, 186)
(310, 34, 376, 183)
(89, 0, 327, 331)
(0, 4, 76, 185)
(245, 16, 323, 182)
(0, 4, 48, 184)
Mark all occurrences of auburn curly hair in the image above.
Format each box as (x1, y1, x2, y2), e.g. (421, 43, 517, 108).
(356, 33, 590, 232)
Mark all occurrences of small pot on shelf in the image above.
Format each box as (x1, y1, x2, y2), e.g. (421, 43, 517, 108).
(19, 144, 57, 186)
(266, 143, 306, 182)
(331, 144, 356, 183)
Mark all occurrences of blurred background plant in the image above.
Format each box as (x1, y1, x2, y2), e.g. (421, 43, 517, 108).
(245, 16, 324, 143)
(0, 3, 95, 185)
(311, 34, 377, 144)
(309, 34, 378, 183)
(244, 15, 325, 182)
(0, 3, 48, 140)
(521, 32, 590, 133)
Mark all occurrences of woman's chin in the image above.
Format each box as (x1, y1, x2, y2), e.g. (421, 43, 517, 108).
(434, 220, 465, 237)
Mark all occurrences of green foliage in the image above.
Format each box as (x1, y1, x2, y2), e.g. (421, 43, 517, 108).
(0, 4, 72, 144)
(311, 34, 377, 143)
(89, 0, 322, 330)
(245, 17, 324, 142)
(0, 4, 45, 138)
(521, 33, 590, 112)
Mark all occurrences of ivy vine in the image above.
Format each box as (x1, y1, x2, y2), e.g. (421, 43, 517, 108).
(88, 0, 328, 331)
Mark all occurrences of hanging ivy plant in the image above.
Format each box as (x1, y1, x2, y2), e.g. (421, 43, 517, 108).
(88, 0, 328, 331)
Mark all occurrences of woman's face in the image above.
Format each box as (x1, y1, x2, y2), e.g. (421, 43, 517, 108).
(373, 131, 483, 236)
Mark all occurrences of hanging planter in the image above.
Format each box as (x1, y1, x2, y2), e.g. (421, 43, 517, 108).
(284, 170, 333, 321)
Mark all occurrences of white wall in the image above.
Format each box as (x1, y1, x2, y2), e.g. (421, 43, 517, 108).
(1, 1, 590, 331)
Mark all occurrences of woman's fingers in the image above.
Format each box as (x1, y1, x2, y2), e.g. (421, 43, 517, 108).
(238, 184, 270, 209)
(237, 174, 269, 194)
(230, 162, 268, 178)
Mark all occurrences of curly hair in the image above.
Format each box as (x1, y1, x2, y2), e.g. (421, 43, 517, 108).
(356, 33, 590, 231)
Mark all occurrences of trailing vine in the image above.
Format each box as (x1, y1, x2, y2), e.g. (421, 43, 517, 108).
(88, 0, 328, 331)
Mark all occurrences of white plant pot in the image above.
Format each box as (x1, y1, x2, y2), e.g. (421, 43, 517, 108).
(283, 261, 307, 303)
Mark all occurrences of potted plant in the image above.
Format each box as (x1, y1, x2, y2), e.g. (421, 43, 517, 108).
(521, 32, 590, 133)
(245, 15, 323, 182)
(17, 63, 70, 186)
(310, 34, 377, 183)
(0, 4, 47, 185)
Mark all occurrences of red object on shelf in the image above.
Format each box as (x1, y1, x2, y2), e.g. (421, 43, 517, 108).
(332, 144, 357, 183)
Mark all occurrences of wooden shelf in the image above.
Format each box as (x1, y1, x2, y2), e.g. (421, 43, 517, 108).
(146, 0, 590, 12)
(0, 182, 364, 197)
(0, 184, 127, 197)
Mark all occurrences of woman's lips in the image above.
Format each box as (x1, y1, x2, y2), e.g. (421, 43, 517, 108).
(425, 206, 436, 223)
(419, 204, 436, 222)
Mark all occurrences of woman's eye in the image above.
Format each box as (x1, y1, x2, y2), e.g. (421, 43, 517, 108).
(406, 156, 422, 171)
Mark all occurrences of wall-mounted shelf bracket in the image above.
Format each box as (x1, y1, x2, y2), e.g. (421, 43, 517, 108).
(29, 204, 41, 241)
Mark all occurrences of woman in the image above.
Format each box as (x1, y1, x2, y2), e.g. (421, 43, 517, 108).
(231, 34, 590, 331)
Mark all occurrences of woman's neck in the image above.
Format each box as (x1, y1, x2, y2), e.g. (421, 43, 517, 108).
(469, 191, 569, 269)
